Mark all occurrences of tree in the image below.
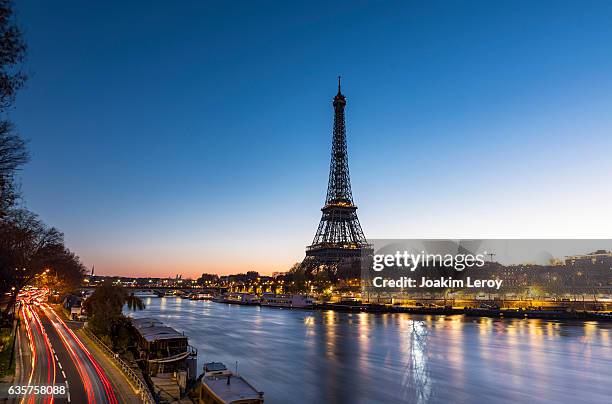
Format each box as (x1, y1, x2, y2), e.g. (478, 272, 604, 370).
(0, 0, 31, 316)
(197, 273, 219, 285)
(0, 207, 90, 320)
(284, 262, 307, 293)
(0, 123, 27, 216)
(0, 0, 27, 216)
(126, 292, 145, 311)
(0, 2, 81, 324)
(0, 209, 63, 317)
(0, 1, 26, 110)
(83, 283, 145, 350)
(36, 244, 87, 295)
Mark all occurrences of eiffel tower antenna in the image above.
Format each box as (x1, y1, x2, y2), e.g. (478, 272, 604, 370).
(304, 79, 369, 264)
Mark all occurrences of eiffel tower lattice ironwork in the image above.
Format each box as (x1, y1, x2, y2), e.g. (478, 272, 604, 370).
(305, 78, 369, 264)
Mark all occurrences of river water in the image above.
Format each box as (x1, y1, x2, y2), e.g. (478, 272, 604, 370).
(126, 297, 611, 404)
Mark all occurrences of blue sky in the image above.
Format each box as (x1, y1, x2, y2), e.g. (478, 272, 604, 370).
(12, 1, 612, 277)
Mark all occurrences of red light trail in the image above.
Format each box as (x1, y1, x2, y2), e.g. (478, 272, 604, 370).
(18, 289, 118, 404)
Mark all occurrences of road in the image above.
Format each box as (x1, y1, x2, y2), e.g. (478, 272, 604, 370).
(11, 303, 118, 404)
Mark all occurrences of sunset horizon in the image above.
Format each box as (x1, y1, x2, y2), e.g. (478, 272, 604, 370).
(13, 2, 612, 278)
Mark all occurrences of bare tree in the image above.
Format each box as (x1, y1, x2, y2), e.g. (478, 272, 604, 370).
(35, 244, 87, 294)
(0, 0, 26, 111)
(0, 0, 28, 216)
(0, 122, 28, 216)
(0, 209, 63, 317)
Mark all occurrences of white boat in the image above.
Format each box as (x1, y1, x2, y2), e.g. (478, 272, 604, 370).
(260, 294, 313, 308)
(217, 293, 260, 305)
(191, 293, 214, 300)
(195, 362, 264, 404)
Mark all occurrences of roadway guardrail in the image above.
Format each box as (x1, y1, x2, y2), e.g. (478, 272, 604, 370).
(82, 327, 155, 404)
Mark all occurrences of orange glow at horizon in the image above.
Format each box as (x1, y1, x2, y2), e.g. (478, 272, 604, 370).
(87, 256, 298, 278)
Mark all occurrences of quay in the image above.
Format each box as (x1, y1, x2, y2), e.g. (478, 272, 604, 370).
(181, 292, 612, 321)
(315, 302, 612, 321)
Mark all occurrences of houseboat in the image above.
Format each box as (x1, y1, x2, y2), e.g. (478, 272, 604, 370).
(132, 317, 198, 401)
(191, 292, 214, 300)
(216, 293, 260, 305)
(260, 294, 314, 308)
(195, 362, 264, 404)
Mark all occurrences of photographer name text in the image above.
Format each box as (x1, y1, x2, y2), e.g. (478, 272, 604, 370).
(372, 276, 503, 289)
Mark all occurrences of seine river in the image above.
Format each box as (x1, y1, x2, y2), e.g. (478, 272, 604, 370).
(126, 297, 611, 404)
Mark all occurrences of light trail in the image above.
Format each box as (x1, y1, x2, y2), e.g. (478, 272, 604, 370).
(42, 306, 95, 403)
(28, 305, 57, 404)
(42, 304, 118, 404)
(17, 288, 119, 404)
(20, 303, 57, 404)
(20, 305, 36, 391)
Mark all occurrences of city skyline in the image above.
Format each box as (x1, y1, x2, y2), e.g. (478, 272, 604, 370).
(13, 0, 612, 277)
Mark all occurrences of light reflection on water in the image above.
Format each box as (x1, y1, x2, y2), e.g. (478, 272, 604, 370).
(126, 297, 611, 404)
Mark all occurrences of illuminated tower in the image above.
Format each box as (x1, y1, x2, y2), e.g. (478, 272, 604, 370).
(305, 78, 369, 264)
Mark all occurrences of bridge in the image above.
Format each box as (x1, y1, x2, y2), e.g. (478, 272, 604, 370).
(79, 286, 226, 297)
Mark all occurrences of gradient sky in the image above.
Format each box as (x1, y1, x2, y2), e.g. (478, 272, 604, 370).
(12, 1, 612, 277)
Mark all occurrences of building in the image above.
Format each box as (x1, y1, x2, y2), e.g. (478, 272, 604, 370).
(566, 250, 612, 266)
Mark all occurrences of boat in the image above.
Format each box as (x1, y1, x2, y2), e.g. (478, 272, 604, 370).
(214, 293, 260, 305)
(260, 294, 313, 308)
(194, 362, 264, 404)
(191, 293, 214, 300)
(227, 293, 260, 305)
(153, 290, 166, 297)
(131, 317, 198, 401)
(340, 296, 362, 304)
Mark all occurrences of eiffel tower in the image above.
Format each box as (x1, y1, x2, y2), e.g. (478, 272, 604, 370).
(305, 78, 370, 266)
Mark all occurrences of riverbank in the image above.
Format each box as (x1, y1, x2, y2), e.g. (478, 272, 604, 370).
(313, 302, 612, 320)
(203, 298, 612, 321)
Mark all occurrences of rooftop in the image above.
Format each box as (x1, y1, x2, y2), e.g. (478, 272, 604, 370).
(131, 317, 186, 342)
(203, 374, 263, 403)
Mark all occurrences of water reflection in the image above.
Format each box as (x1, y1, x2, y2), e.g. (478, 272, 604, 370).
(406, 320, 430, 403)
(126, 298, 611, 404)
